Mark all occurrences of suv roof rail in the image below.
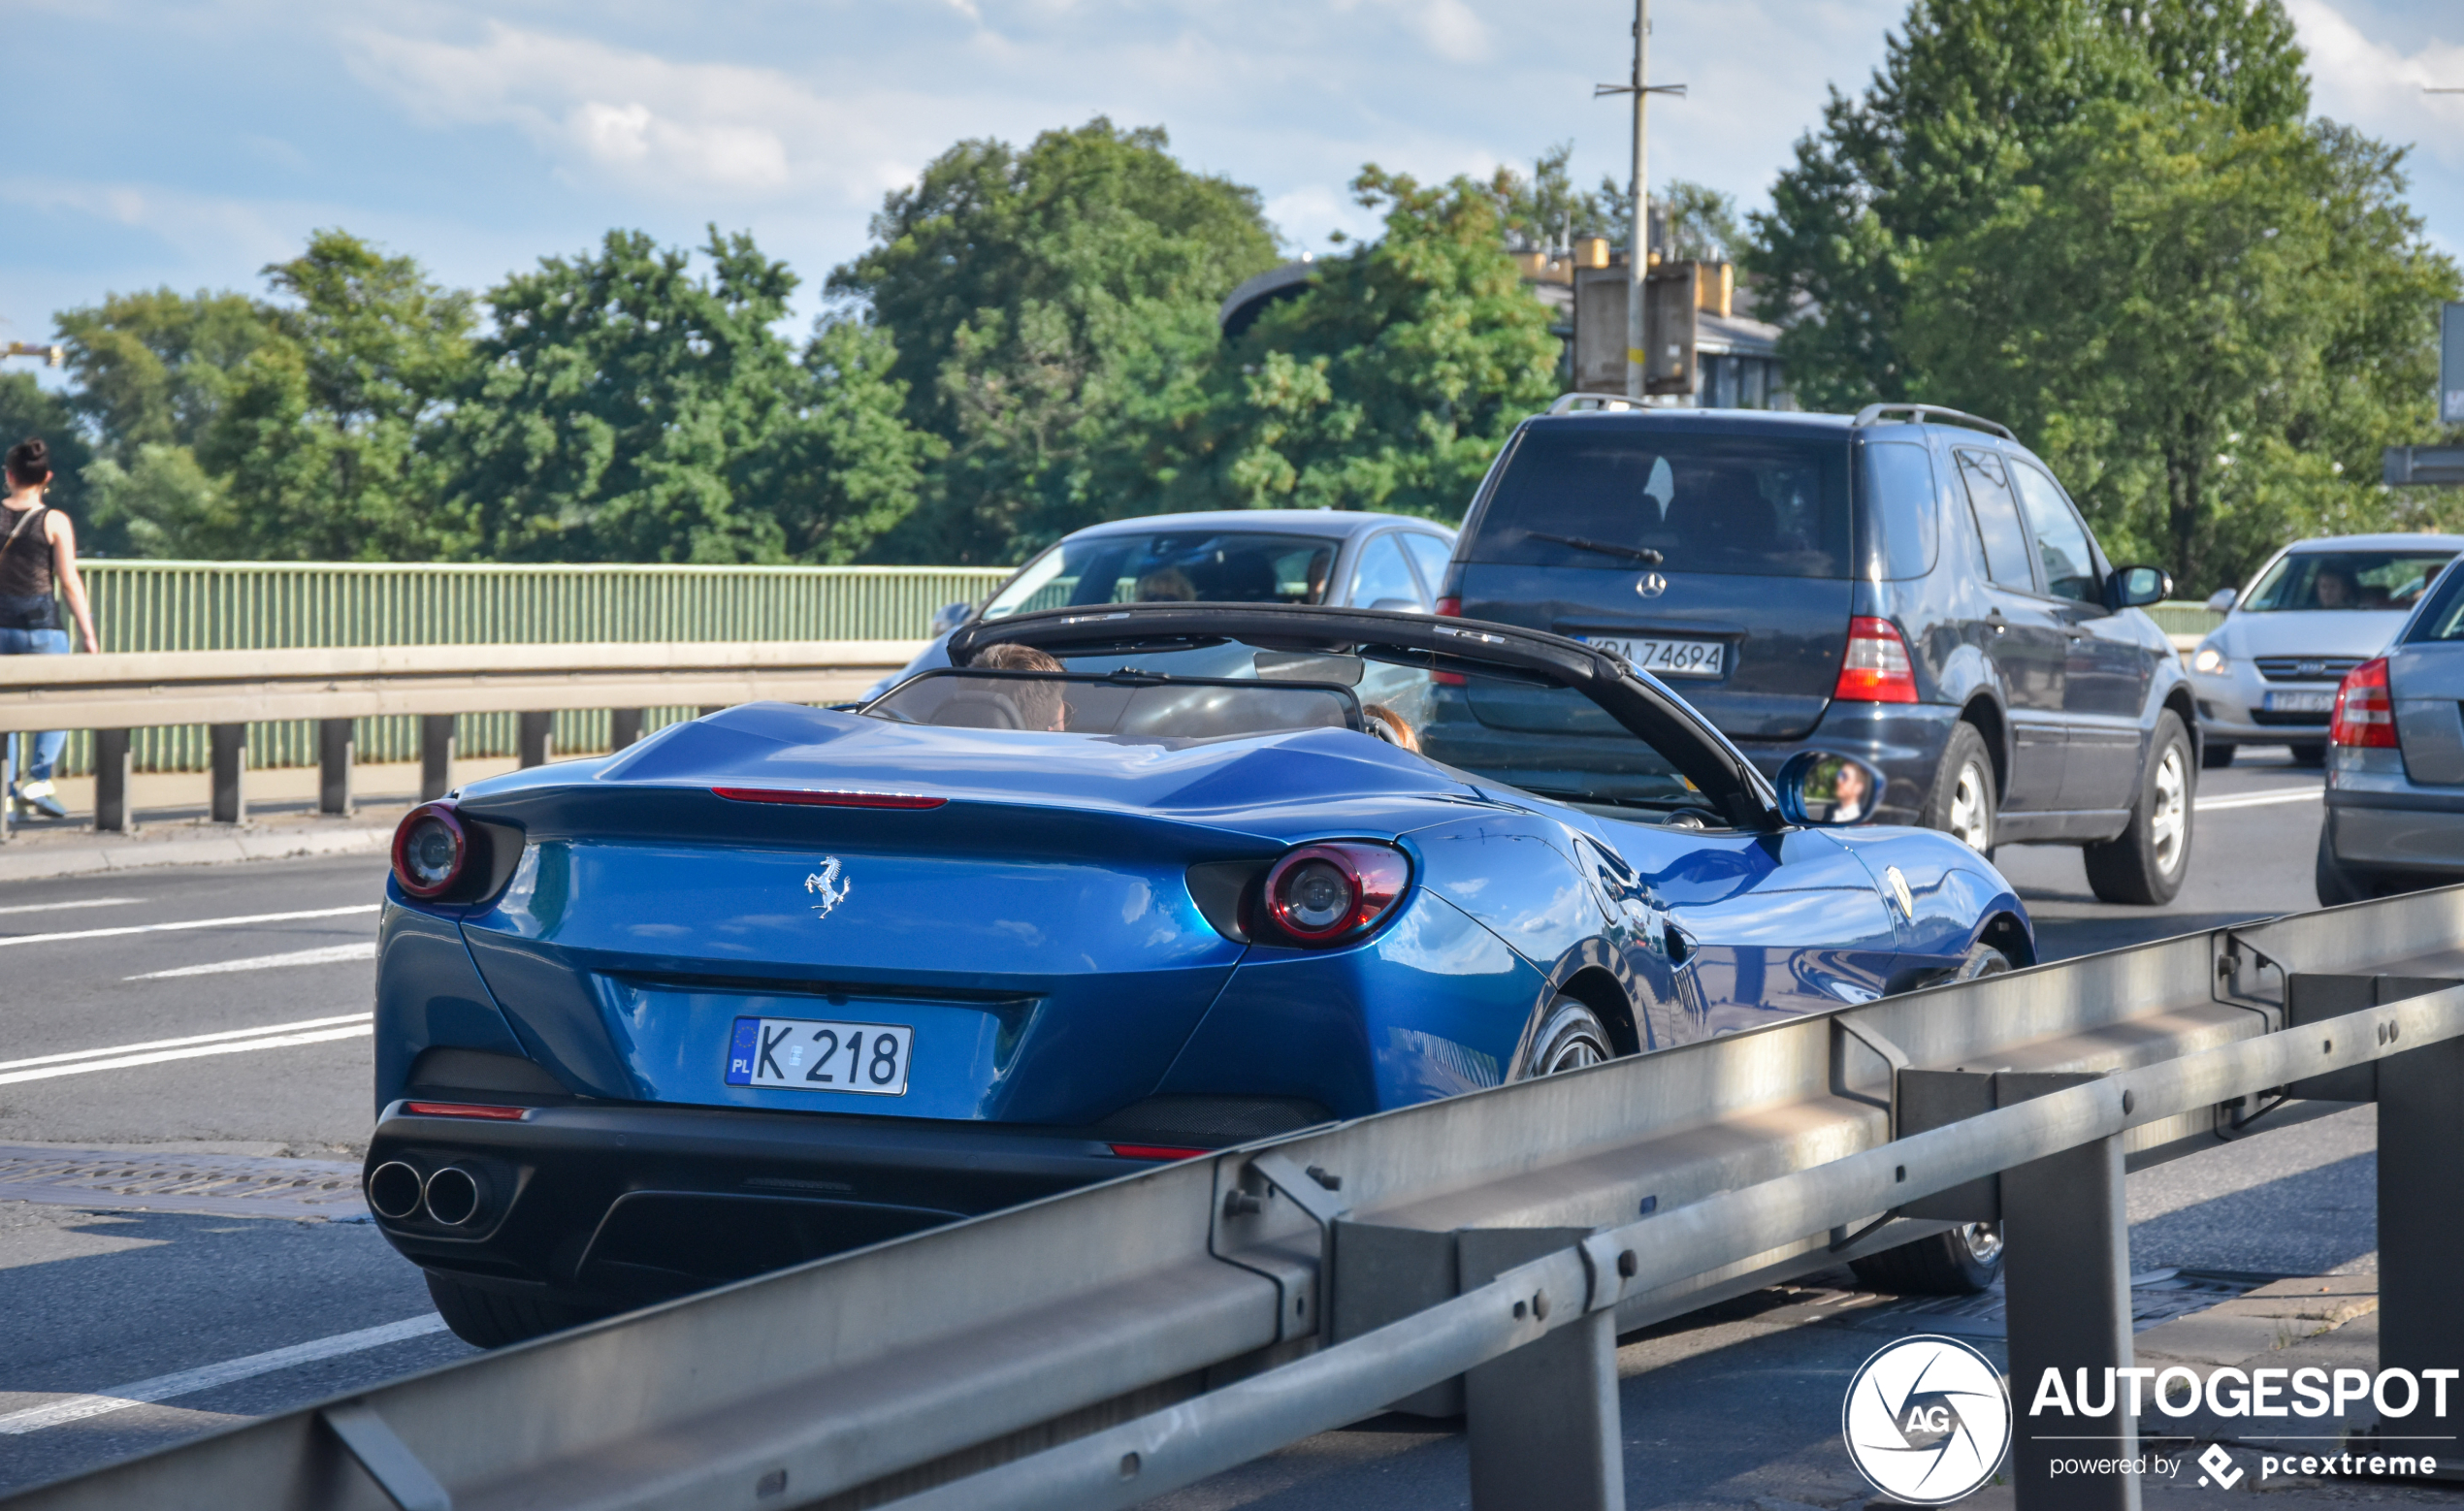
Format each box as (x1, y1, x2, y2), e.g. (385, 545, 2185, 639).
(1547, 393, 1650, 415)
(1851, 402, 2016, 441)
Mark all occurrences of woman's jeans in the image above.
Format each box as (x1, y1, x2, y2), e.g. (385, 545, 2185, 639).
(0, 627, 68, 789)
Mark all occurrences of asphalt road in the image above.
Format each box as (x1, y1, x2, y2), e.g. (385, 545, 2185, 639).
(0, 749, 2365, 1502)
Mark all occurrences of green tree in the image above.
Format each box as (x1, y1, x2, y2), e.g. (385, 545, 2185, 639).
(0, 372, 93, 526)
(54, 287, 279, 458)
(198, 231, 475, 560)
(739, 318, 946, 563)
(1902, 101, 2459, 590)
(831, 119, 1280, 563)
(1748, 0, 2311, 409)
(441, 228, 807, 563)
(1183, 167, 1561, 518)
(1488, 145, 1740, 262)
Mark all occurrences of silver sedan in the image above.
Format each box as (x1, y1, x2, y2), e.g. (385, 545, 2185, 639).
(2319, 551, 2464, 902)
(2189, 533, 2463, 769)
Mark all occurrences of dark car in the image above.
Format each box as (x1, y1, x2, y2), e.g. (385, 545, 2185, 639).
(1425, 398, 2193, 903)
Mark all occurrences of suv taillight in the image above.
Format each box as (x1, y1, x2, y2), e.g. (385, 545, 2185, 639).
(2331, 658, 2395, 748)
(1833, 617, 1919, 703)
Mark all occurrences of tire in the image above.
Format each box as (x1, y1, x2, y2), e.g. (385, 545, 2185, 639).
(2201, 740, 2235, 770)
(1519, 995, 1616, 1077)
(2316, 822, 2376, 907)
(425, 1270, 604, 1349)
(1850, 1222, 2005, 1295)
(1923, 722, 1996, 855)
(2084, 711, 2192, 906)
(2289, 743, 2327, 768)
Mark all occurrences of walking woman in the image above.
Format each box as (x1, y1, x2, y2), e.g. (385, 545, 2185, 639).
(1, 439, 100, 819)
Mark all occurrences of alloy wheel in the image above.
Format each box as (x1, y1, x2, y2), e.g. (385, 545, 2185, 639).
(2149, 746, 2188, 877)
(1947, 759, 1993, 852)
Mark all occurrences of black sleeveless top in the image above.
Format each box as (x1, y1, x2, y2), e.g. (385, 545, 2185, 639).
(0, 507, 51, 599)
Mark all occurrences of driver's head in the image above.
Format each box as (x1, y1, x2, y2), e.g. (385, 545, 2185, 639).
(969, 643, 1067, 729)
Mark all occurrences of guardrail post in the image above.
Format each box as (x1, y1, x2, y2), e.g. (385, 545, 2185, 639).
(610, 708, 645, 751)
(1998, 1070, 2136, 1511)
(518, 711, 554, 769)
(317, 719, 353, 816)
(2376, 1023, 2464, 1392)
(94, 728, 133, 832)
(419, 716, 455, 802)
(1460, 1227, 1623, 1511)
(209, 723, 245, 824)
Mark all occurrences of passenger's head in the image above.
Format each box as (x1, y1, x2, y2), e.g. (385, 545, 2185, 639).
(969, 642, 1068, 730)
(5, 438, 50, 491)
(2314, 567, 2355, 608)
(1135, 567, 1197, 602)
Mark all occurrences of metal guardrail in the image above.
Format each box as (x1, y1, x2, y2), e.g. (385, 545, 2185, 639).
(54, 561, 1005, 777)
(0, 640, 924, 833)
(12, 885, 2464, 1511)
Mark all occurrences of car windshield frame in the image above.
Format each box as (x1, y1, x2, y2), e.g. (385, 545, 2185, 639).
(861, 665, 1365, 740)
(947, 602, 1783, 829)
(2242, 550, 2456, 614)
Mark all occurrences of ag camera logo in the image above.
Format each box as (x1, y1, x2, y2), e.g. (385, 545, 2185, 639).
(1844, 1334, 2012, 1504)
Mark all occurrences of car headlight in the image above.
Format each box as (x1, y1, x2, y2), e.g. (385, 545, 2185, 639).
(2191, 645, 2227, 675)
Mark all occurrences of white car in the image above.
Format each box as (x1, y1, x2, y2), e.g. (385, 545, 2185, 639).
(2188, 533, 2464, 767)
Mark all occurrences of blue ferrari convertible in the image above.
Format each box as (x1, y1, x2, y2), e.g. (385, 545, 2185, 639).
(366, 604, 2030, 1344)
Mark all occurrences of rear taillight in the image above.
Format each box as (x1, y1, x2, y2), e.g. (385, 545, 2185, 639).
(403, 1102, 532, 1121)
(1108, 1143, 1210, 1161)
(1833, 617, 1919, 703)
(2331, 658, 2395, 748)
(1261, 842, 1411, 947)
(714, 788, 946, 809)
(391, 803, 468, 898)
(1433, 598, 1467, 685)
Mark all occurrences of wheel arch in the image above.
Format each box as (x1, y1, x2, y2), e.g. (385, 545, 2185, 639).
(1958, 693, 2010, 799)
(1978, 910, 2035, 969)
(1553, 965, 1643, 1058)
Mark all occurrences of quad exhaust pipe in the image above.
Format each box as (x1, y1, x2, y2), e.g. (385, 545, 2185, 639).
(365, 1160, 488, 1226)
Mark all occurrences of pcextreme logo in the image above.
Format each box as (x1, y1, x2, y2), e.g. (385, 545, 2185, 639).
(1843, 1335, 2013, 1504)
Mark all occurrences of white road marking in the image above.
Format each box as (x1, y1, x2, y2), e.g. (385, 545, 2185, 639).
(0, 897, 138, 916)
(0, 903, 377, 949)
(126, 942, 377, 981)
(2195, 788, 2322, 813)
(0, 1315, 450, 1435)
(0, 1013, 373, 1085)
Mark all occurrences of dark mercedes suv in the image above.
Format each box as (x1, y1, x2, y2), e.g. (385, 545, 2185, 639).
(1423, 398, 2195, 904)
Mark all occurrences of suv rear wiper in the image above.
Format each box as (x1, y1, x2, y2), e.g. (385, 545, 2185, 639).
(1521, 530, 1664, 566)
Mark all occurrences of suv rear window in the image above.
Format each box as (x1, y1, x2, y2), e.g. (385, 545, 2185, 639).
(1469, 427, 1852, 578)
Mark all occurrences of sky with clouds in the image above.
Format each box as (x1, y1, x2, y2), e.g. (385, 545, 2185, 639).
(5, 0, 2459, 346)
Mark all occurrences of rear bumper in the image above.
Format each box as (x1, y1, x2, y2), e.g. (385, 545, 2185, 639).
(2324, 790, 2464, 876)
(365, 1099, 1149, 1310)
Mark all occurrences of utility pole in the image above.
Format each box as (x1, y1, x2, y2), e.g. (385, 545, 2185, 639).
(1597, 2, 1684, 400)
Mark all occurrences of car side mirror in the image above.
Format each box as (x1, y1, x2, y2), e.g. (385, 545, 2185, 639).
(2108, 565, 2171, 610)
(928, 601, 974, 637)
(1775, 750, 1887, 827)
(2205, 587, 2238, 614)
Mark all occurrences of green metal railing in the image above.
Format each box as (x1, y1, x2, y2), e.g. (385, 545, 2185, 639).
(2146, 600, 2223, 639)
(35, 563, 1007, 776)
